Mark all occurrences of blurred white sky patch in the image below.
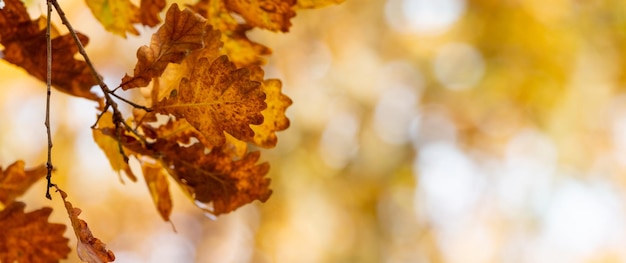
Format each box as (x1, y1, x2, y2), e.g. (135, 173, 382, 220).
(537, 180, 626, 261)
(497, 129, 557, 216)
(414, 142, 485, 227)
(0, 0, 4, 9)
(385, 0, 466, 35)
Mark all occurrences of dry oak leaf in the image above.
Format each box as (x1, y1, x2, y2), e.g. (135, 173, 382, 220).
(189, 0, 272, 67)
(225, 0, 296, 32)
(58, 189, 115, 263)
(156, 55, 266, 147)
(296, 0, 345, 9)
(0, 161, 47, 208)
(0, 201, 70, 263)
(120, 3, 213, 89)
(141, 161, 173, 221)
(251, 79, 292, 148)
(86, 0, 140, 37)
(93, 111, 138, 182)
(151, 28, 223, 104)
(0, 0, 99, 101)
(140, 0, 167, 27)
(163, 143, 272, 215)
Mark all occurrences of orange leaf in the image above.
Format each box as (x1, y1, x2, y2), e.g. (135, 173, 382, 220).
(296, 0, 345, 9)
(251, 79, 292, 148)
(139, 0, 167, 27)
(0, 161, 47, 207)
(156, 55, 266, 147)
(222, 25, 272, 67)
(141, 161, 173, 221)
(58, 189, 115, 263)
(92, 112, 138, 182)
(225, 0, 296, 32)
(120, 4, 213, 89)
(163, 144, 271, 215)
(189, 0, 272, 67)
(0, 0, 99, 101)
(0, 201, 70, 263)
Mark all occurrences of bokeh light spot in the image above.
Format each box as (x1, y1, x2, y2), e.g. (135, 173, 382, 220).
(433, 42, 485, 90)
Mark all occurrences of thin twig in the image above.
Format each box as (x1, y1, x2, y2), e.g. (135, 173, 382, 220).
(44, 0, 54, 200)
(109, 92, 152, 112)
(49, 0, 149, 148)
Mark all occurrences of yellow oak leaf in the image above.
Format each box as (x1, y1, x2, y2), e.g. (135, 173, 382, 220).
(85, 0, 140, 37)
(0, 201, 70, 263)
(251, 79, 292, 148)
(92, 112, 137, 182)
(156, 55, 266, 147)
(141, 161, 172, 221)
(0, 161, 47, 208)
(296, 0, 345, 9)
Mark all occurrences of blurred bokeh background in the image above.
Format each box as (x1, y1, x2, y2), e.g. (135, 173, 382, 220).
(3, 0, 626, 262)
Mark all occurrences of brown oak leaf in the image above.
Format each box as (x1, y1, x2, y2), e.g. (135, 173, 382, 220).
(0, 161, 47, 207)
(120, 3, 213, 89)
(0, 0, 99, 101)
(58, 188, 115, 263)
(140, 0, 167, 27)
(189, 0, 272, 67)
(163, 143, 272, 215)
(156, 55, 266, 147)
(0, 201, 70, 263)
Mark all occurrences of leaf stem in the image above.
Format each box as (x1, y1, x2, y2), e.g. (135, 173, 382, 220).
(109, 92, 152, 112)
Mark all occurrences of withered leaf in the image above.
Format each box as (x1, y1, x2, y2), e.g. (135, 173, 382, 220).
(251, 79, 292, 148)
(163, 144, 272, 215)
(0, 201, 70, 263)
(58, 189, 115, 263)
(141, 161, 173, 221)
(0, 0, 99, 101)
(151, 28, 222, 104)
(156, 55, 266, 147)
(189, 0, 272, 68)
(120, 4, 212, 89)
(93, 112, 138, 182)
(225, 0, 296, 32)
(139, 0, 167, 27)
(0, 161, 47, 207)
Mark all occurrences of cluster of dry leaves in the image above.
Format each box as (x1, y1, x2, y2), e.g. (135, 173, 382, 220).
(0, 0, 342, 261)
